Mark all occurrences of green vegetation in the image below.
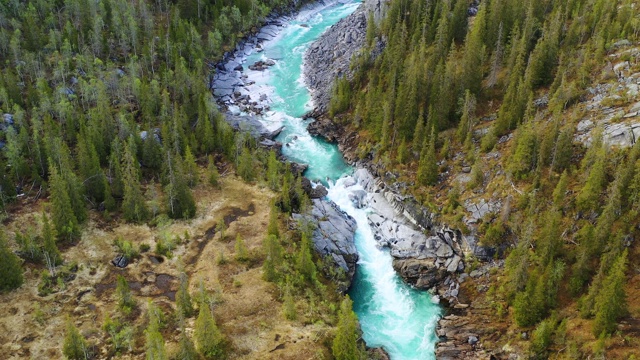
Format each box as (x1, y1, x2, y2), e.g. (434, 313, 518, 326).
(0, 229, 23, 291)
(194, 301, 225, 359)
(330, 0, 640, 353)
(332, 296, 365, 360)
(63, 319, 89, 360)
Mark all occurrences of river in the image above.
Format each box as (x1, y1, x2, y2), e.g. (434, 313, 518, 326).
(239, 1, 441, 358)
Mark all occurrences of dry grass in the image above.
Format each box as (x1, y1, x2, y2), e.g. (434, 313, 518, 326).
(0, 173, 332, 359)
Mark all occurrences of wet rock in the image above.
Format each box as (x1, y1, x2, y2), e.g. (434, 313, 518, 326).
(304, 2, 372, 113)
(111, 255, 128, 268)
(292, 199, 358, 292)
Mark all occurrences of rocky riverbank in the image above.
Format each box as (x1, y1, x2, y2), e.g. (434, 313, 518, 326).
(302, 2, 502, 358)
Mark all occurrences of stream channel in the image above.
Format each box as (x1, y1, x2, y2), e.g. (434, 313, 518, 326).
(217, 1, 441, 358)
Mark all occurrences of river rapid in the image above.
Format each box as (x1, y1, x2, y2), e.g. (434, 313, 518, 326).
(224, 1, 441, 358)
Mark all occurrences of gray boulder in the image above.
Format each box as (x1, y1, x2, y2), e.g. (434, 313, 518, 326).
(292, 199, 358, 292)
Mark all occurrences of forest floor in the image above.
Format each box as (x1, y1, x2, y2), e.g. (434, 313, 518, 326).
(0, 170, 333, 359)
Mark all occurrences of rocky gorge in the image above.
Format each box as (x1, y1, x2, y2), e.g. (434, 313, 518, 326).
(301, 1, 500, 358)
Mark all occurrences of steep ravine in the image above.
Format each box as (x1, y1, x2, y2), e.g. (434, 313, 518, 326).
(302, 2, 500, 359)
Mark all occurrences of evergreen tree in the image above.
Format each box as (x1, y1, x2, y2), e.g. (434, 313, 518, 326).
(176, 320, 198, 360)
(552, 171, 569, 208)
(176, 271, 194, 318)
(183, 146, 199, 188)
(263, 234, 283, 282)
(165, 152, 196, 219)
(122, 137, 149, 223)
(49, 166, 80, 241)
(237, 146, 255, 182)
(234, 233, 249, 262)
(592, 250, 628, 336)
(76, 133, 106, 203)
(297, 232, 317, 284)
(267, 204, 280, 238)
(194, 301, 224, 359)
(417, 129, 438, 186)
(266, 150, 280, 191)
(282, 279, 296, 321)
(0, 230, 23, 292)
(145, 306, 167, 360)
(116, 275, 136, 314)
(332, 296, 365, 360)
(42, 213, 62, 267)
(576, 147, 606, 213)
(63, 319, 88, 360)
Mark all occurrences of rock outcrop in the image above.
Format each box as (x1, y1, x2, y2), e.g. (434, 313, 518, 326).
(292, 199, 358, 292)
(303, 2, 368, 113)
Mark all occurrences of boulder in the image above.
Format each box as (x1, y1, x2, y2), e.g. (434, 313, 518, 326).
(292, 199, 358, 292)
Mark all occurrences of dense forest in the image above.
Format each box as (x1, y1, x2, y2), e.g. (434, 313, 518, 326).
(330, 0, 640, 357)
(0, 0, 371, 359)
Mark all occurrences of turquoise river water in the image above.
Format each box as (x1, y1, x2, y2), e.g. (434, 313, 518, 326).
(244, 2, 441, 358)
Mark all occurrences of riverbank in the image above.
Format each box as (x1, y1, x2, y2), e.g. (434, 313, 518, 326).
(209, 1, 447, 357)
(300, 2, 506, 358)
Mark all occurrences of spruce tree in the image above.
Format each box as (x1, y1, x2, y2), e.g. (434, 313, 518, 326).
(165, 152, 196, 219)
(297, 232, 317, 284)
(282, 279, 297, 320)
(183, 146, 198, 188)
(145, 306, 167, 360)
(63, 319, 88, 360)
(263, 234, 283, 282)
(266, 150, 280, 191)
(116, 275, 136, 314)
(332, 296, 364, 360)
(176, 320, 198, 360)
(42, 213, 62, 267)
(121, 137, 149, 223)
(76, 134, 106, 203)
(194, 301, 224, 359)
(234, 233, 249, 262)
(417, 128, 438, 186)
(592, 250, 628, 336)
(49, 166, 80, 241)
(237, 146, 254, 182)
(0, 230, 23, 292)
(576, 147, 606, 214)
(176, 271, 194, 318)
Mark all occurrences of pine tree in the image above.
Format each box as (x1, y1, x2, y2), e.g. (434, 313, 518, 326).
(183, 146, 198, 188)
(42, 213, 62, 267)
(332, 296, 365, 360)
(592, 250, 628, 336)
(122, 137, 149, 223)
(49, 165, 80, 241)
(266, 150, 280, 191)
(297, 232, 317, 284)
(417, 129, 438, 186)
(576, 147, 606, 214)
(263, 234, 283, 282)
(165, 152, 196, 219)
(267, 204, 280, 238)
(176, 320, 198, 360)
(76, 134, 106, 203)
(234, 233, 249, 262)
(194, 300, 224, 359)
(237, 146, 254, 182)
(63, 319, 88, 360)
(282, 279, 297, 320)
(145, 306, 167, 360)
(176, 271, 194, 318)
(0, 230, 23, 292)
(116, 275, 136, 314)
(552, 171, 569, 208)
